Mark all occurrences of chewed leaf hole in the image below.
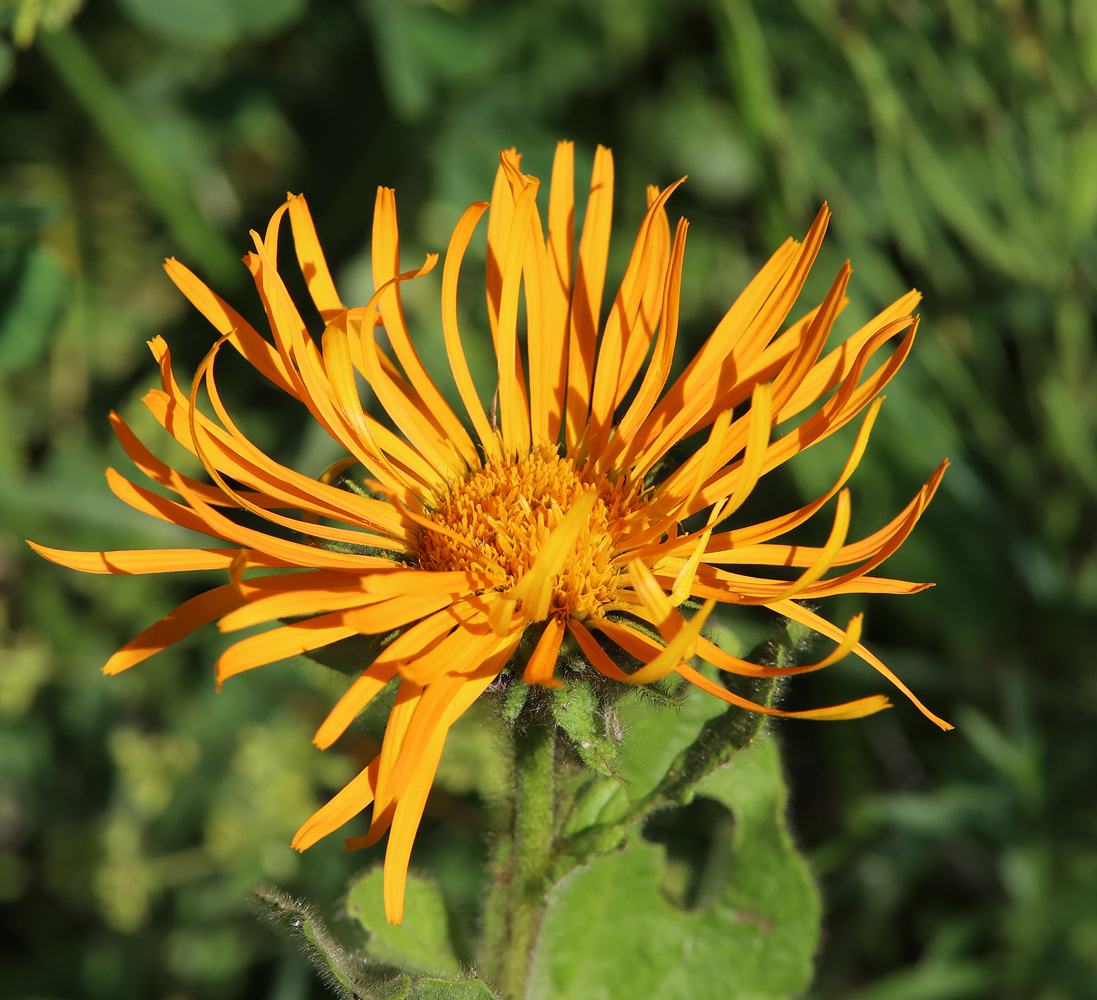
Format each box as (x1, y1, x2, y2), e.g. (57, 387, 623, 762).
(641, 796, 735, 911)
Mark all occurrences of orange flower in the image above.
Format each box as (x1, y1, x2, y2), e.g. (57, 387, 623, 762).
(30, 143, 949, 923)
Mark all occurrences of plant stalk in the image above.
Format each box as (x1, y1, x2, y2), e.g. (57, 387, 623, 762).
(482, 711, 557, 999)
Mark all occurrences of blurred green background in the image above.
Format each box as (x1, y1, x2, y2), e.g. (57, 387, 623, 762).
(3, 0, 1097, 997)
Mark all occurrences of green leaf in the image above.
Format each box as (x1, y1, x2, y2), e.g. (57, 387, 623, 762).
(612, 676, 726, 800)
(406, 977, 499, 1000)
(256, 885, 498, 999)
(115, 0, 306, 48)
(0, 243, 70, 374)
(251, 886, 403, 1000)
(528, 736, 820, 1000)
(116, 0, 237, 49)
(348, 867, 464, 978)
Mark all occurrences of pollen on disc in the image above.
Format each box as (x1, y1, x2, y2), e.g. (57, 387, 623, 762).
(418, 449, 650, 619)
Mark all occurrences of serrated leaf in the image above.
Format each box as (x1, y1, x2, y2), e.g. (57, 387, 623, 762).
(348, 868, 464, 978)
(528, 736, 820, 1000)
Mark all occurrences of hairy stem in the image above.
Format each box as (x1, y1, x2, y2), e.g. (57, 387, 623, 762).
(482, 710, 557, 998)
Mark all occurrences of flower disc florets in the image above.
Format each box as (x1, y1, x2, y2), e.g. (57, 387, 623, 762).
(419, 449, 648, 620)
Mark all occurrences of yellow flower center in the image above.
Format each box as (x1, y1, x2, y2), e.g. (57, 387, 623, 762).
(419, 450, 648, 619)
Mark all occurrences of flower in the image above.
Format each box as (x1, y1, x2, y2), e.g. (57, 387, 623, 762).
(30, 142, 949, 923)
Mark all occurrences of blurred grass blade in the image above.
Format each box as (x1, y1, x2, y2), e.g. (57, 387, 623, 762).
(36, 26, 240, 281)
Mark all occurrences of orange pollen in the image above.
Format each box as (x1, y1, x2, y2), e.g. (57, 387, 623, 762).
(419, 450, 649, 619)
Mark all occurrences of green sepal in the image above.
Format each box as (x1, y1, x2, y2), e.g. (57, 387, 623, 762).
(550, 674, 621, 777)
(502, 676, 531, 723)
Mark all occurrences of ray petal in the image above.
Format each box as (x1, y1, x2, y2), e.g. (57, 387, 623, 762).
(163, 257, 298, 396)
(340, 593, 465, 640)
(738, 489, 851, 604)
(217, 584, 382, 633)
(691, 615, 863, 678)
(371, 186, 480, 469)
(543, 140, 575, 443)
(104, 584, 246, 675)
(567, 619, 631, 681)
(611, 218, 689, 456)
(677, 663, 893, 721)
(523, 617, 565, 688)
(565, 145, 614, 452)
(377, 654, 509, 923)
(588, 180, 684, 461)
(495, 174, 536, 459)
(215, 609, 358, 687)
(287, 193, 345, 321)
(313, 660, 400, 750)
(291, 756, 382, 852)
(440, 201, 500, 462)
(25, 540, 260, 575)
(773, 599, 953, 730)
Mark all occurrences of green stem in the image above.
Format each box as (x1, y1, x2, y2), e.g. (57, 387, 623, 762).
(483, 712, 557, 999)
(552, 673, 779, 878)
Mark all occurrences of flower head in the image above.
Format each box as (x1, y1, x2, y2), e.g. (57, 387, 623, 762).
(30, 143, 949, 923)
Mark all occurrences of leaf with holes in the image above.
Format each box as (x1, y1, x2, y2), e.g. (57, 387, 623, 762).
(527, 735, 820, 1000)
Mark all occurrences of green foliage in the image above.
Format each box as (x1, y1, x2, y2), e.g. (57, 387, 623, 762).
(326, 654, 801, 998)
(257, 885, 499, 999)
(1, 0, 82, 47)
(348, 870, 464, 979)
(115, 0, 305, 51)
(529, 738, 818, 1000)
(5, 0, 1097, 998)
